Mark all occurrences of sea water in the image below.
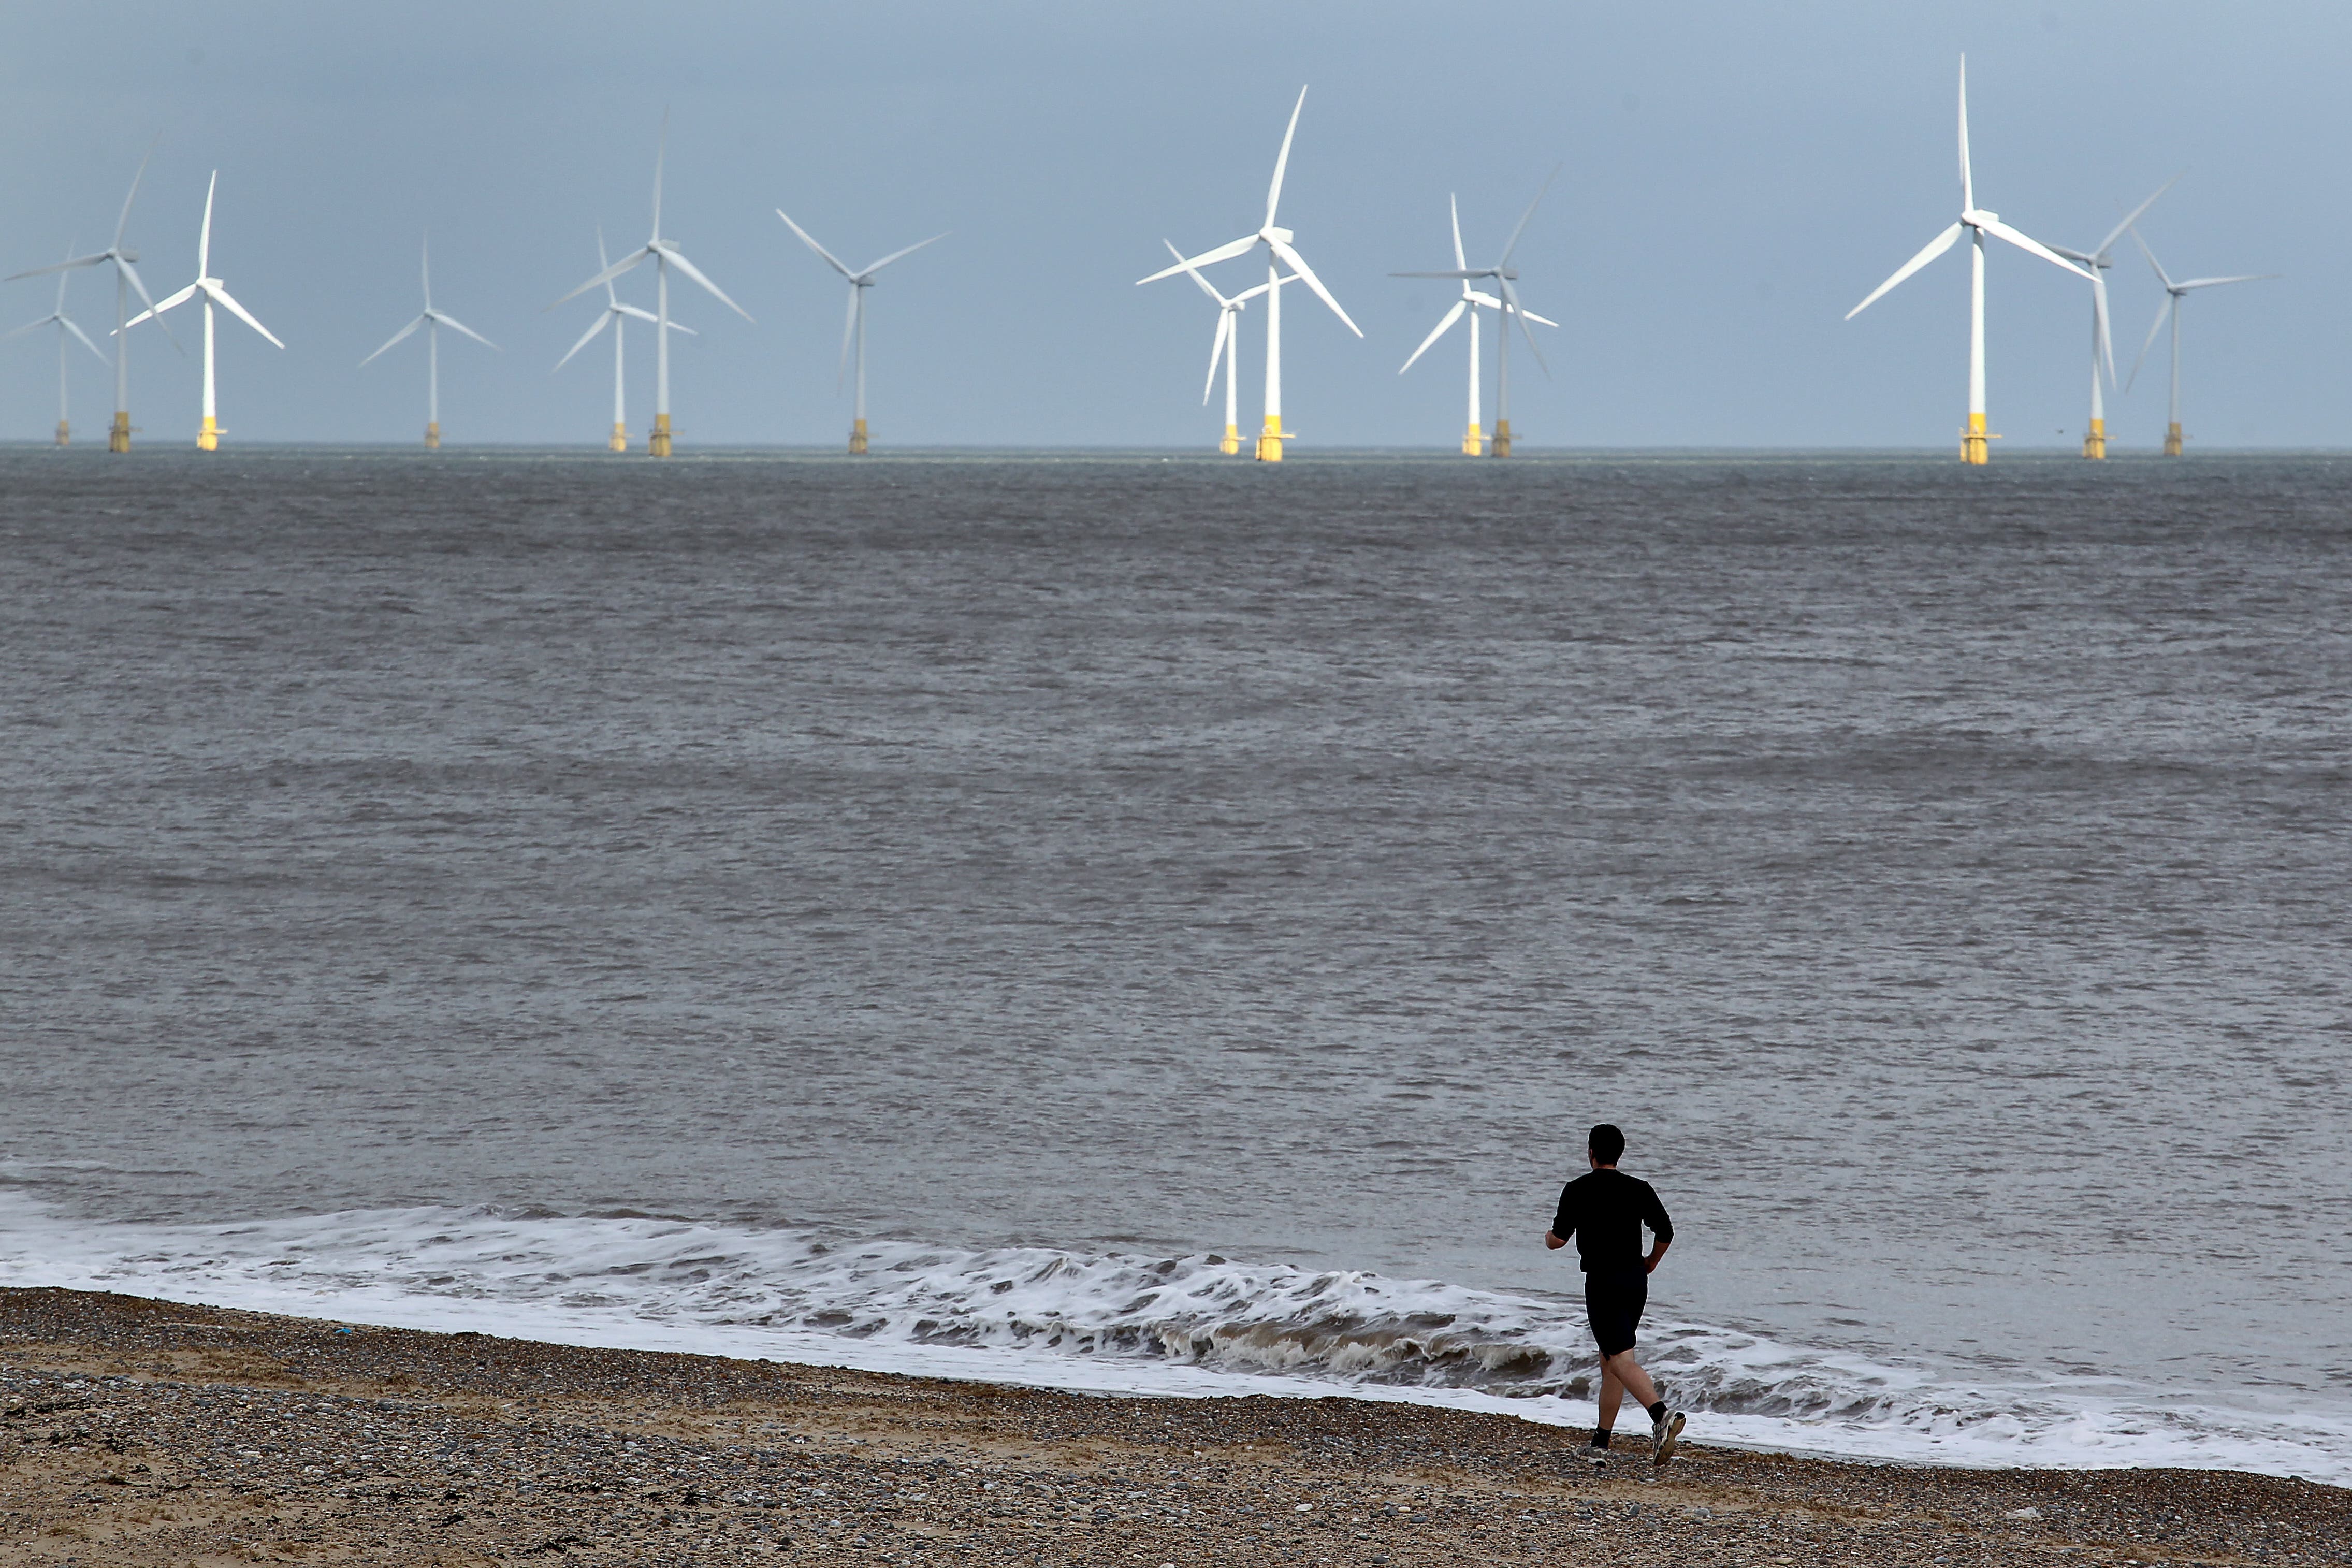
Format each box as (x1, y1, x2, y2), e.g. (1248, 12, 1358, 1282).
(2, 448, 2346, 1481)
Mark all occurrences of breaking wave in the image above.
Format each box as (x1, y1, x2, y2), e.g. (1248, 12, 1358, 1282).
(2, 1195, 2345, 1484)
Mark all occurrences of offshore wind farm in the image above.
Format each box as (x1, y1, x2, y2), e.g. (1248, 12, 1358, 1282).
(0, 46, 2304, 460)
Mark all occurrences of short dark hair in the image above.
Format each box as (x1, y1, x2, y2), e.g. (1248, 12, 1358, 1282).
(1589, 1124, 1625, 1165)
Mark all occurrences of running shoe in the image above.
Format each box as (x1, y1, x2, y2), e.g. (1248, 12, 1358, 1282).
(1650, 1409, 1686, 1467)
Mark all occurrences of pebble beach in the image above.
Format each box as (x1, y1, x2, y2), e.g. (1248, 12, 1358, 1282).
(1, 1286, 2341, 1566)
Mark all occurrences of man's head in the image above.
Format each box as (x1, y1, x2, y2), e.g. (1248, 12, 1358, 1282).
(1588, 1123, 1625, 1168)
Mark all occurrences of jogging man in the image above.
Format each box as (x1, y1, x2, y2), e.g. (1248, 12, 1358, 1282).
(1545, 1123, 1685, 1466)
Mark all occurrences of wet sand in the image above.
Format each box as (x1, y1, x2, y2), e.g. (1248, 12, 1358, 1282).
(1, 1287, 2339, 1566)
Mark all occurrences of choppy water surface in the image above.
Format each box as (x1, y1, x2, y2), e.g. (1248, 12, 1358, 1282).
(2, 448, 2347, 1479)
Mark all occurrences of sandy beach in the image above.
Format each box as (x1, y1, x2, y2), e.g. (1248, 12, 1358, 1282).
(0, 1287, 2340, 1566)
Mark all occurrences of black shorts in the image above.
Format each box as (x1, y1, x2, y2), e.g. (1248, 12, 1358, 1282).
(1585, 1267, 1648, 1358)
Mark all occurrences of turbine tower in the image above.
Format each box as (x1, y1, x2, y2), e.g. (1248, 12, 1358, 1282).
(122, 172, 283, 451)
(2051, 177, 2177, 458)
(1138, 86, 1361, 462)
(2126, 229, 2272, 458)
(360, 236, 499, 449)
(1845, 57, 2088, 464)
(551, 113, 751, 456)
(6, 145, 176, 452)
(774, 209, 946, 455)
(1167, 242, 1275, 454)
(5, 241, 110, 445)
(556, 229, 694, 452)
(1393, 185, 1561, 456)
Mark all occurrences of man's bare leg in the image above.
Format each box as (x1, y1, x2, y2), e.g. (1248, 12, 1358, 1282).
(1602, 1348, 1659, 1414)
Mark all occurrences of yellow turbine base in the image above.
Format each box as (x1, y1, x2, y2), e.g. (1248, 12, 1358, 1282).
(608, 423, 628, 453)
(2163, 422, 2184, 457)
(1462, 423, 1484, 457)
(56, 420, 70, 448)
(1961, 411, 1988, 465)
(197, 415, 219, 453)
(1490, 419, 1512, 458)
(110, 410, 131, 454)
(425, 422, 441, 451)
(2083, 418, 2107, 460)
(1221, 423, 1240, 456)
(849, 418, 869, 456)
(1255, 413, 1284, 462)
(649, 413, 673, 457)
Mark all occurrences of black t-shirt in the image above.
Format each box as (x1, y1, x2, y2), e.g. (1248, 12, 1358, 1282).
(1550, 1168, 1673, 1273)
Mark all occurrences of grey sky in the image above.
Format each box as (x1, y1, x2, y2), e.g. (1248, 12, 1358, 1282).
(0, 1, 2332, 448)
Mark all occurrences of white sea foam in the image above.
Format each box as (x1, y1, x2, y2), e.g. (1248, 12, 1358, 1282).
(2, 1195, 2344, 1485)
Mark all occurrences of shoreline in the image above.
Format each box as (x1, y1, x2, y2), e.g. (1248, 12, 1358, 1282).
(1, 1288, 2340, 1566)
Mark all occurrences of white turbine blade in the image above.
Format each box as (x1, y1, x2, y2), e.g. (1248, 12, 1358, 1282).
(114, 138, 158, 250)
(1980, 217, 2092, 279)
(1265, 85, 1307, 230)
(616, 303, 664, 324)
(549, 248, 646, 309)
(651, 108, 668, 240)
(204, 283, 284, 348)
(2129, 226, 2174, 292)
(1, 317, 47, 341)
(359, 314, 426, 366)
(656, 244, 753, 322)
(1956, 55, 1973, 212)
(61, 316, 110, 364)
(122, 282, 197, 329)
(5, 254, 107, 282)
(1168, 240, 1229, 305)
(1498, 276, 1548, 374)
(2092, 270, 2115, 387)
(1399, 298, 1468, 374)
(1499, 163, 1561, 267)
(1267, 237, 1361, 337)
(2096, 174, 2182, 258)
(554, 309, 613, 369)
(664, 320, 698, 337)
(2127, 296, 2173, 392)
(597, 227, 617, 305)
(1232, 281, 1273, 303)
(775, 208, 854, 278)
(1449, 193, 1467, 271)
(432, 311, 499, 350)
(197, 171, 217, 277)
(1203, 309, 1230, 404)
(1137, 235, 1257, 285)
(856, 232, 947, 279)
(1845, 223, 1963, 318)
(1518, 307, 1561, 329)
(1391, 270, 1482, 280)
(2175, 273, 2275, 291)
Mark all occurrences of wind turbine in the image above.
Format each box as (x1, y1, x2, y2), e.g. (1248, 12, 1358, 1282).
(556, 228, 694, 452)
(2126, 229, 2273, 457)
(122, 172, 283, 451)
(551, 113, 751, 456)
(2050, 177, 2177, 458)
(360, 236, 498, 449)
(1167, 242, 1275, 454)
(1393, 186, 1561, 456)
(1138, 86, 1362, 462)
(5, 241, 109, 445)
(1845, 57, 2089, 463)
(6, 144, 176, 452)
(774, 209, 946, 455)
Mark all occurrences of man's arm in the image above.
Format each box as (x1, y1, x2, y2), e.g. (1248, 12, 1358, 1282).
(1642, 1182, 1674, 1273)
(1544, 1183, 1576, 1251)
